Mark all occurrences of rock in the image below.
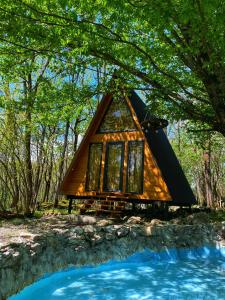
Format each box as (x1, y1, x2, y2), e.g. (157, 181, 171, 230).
(76, 215, 97, 225)
(70, 226, 84, 235)
(105, 233, 115, 241)
(126, 216, 142, 224)
(83, 225, 96, 234)
(112, 225, 123, 230)
(129, 230, 137, 238)
(19, 232, 34, 239)
(116, 226, 130, 238)
(220, 229, 225, 239)
(170, 217, 183, 225)
(150, 219, 165, 225)
(90, 234, 104, 245)
(96, 219, 113, 227)
(104, 225, 117, 234)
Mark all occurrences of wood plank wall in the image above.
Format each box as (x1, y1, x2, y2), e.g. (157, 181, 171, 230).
(61, 94, 172, 202)
(62, 130, 171, 201)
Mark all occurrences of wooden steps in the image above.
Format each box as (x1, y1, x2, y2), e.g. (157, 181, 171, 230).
(79, 198, 126, 215)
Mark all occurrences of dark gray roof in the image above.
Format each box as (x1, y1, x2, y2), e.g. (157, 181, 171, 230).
(129, 90, 196, 206)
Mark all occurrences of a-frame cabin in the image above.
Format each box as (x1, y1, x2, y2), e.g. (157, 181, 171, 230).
(60, 89, 196, 213)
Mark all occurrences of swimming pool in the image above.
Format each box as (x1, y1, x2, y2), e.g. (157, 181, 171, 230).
(9, 246, 225, 300)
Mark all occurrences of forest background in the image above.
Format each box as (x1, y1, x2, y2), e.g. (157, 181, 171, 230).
(0, 0, 224, 215)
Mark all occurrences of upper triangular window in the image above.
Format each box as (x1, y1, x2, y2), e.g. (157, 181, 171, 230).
(97, 97, 137, 133)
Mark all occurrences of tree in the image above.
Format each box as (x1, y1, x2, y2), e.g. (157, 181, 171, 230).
(0, 54, 51, 214)
(0, 53, 96, 214)
(171, 123, 225, 207)
(0, 0, 225, 136)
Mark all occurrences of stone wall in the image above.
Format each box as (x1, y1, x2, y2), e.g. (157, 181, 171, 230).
(0, 217, 224, 300)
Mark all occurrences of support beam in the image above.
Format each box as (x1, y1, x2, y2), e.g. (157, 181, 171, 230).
(164, 203, 169, 219)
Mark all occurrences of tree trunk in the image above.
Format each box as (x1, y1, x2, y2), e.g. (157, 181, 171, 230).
(54, 120, 70, 207)
(43, 158, 53, 203)
(203, 149, 213, 207)
(32, 126, 46, 212)
(23, 75, 34, 215)
(43, 137, 54, 203)
(4, 83, 21, 212)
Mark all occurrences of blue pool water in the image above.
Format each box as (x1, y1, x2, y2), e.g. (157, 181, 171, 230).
(9, 246, 225, 300)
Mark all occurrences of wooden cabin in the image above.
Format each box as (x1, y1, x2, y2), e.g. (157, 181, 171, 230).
(60, 89, 196, 213)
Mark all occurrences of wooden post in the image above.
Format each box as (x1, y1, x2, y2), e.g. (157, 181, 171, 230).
(152, 201, 156, 214)
(164, 203, 169, 219)
(68, 196, 73, 214)
(188, 204, 192, 213)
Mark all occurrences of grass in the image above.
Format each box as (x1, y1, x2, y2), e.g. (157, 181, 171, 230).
(208, 210, 225, 222)
(33, 208, 79, 218)
(33, 199, 80, 218)
(1, 201, 225, 225)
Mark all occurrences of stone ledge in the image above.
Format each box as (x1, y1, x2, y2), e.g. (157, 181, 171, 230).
(0, 217, 224, 300)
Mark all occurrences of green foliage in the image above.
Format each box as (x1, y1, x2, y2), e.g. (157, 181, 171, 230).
(0, 52, 98, 214)
(0, 0, 224, 213)
(170, 123, 225, 206)
(209, 210, 225, 222)
(1, 0, 225, 134)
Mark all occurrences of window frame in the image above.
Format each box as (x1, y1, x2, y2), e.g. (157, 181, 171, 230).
(126, 140, 144, 194)
(85, 142, 103, 192)
(97, 97, 138, 134)
(103, 141, 125, 192)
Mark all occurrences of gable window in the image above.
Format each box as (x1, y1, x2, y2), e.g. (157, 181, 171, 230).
(86, 143, 103, 191)
(126, 141, 144, 194)
(98, 97, 137, 133)
(103, 142, 124, 192)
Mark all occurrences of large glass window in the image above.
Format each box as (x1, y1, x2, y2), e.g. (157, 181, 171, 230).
(98, 97, 136, 133)
(86, 143, 103, 191)
(126, 141, 144, 194)
(103, 142, 124, 192)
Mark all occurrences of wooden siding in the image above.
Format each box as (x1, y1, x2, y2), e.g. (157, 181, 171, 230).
(62, 130, 171, 201)
(60, 94, 172, 202)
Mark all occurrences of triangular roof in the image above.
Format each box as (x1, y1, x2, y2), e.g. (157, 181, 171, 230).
(60, 90, 196, 206)
(128, 91, 196, 205)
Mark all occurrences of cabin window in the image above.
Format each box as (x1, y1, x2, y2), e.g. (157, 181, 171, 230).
(126, 141, 144, 193)
(86, 143, 103, 191)
(103, 142, 124, 192)
(98, 97, 137, 133)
